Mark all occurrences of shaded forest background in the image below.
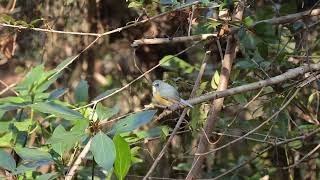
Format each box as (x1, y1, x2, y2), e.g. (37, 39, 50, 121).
(0, 0, 320, 179)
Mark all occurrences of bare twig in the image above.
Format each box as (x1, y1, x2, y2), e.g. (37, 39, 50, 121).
(196, 88, 300, 156)
(209, 127, 320, 180)
(284, 143, 320, 169)
(65, 138, 93, 180)
(0, 1, 201, 37)
(76, 41, 202, 110)
(143, 50, 210, 179)
(0, 80, 18, 96)
(186, 1, 245, 178)
(131, 34, 217, 47)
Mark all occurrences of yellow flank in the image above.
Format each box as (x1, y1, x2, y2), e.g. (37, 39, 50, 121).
(154, 91, 174, 106)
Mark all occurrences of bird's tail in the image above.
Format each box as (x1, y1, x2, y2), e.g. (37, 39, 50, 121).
(180, 99, 193, 108)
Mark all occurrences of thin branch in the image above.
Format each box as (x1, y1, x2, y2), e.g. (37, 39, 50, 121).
(177, 62, 320, 110)
(209, 128, 320, 180)
(131, 33, 217, 47)
(0, 1, 201, 37)
(186, 1, 245, 178)
(196, 88, 300, 156)
(65, 138, 93, 180)
(284, 143, 320, 169)
(76, 41, 202, 110)
(0, 80, 18, 96)
(143, 50, 210, 179)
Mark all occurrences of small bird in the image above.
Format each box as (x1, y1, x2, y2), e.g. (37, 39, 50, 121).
(152, 80, 193, 108)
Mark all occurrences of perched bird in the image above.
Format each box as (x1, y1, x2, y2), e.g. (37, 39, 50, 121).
(152, 80, 193, 108)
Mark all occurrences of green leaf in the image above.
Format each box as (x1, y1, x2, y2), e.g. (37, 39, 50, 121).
(90, 132, 116, 171)
(243, 16, 254, 27)
(113, 134, 131, 180)
(96, 103, 120, 121)
(0, 122, 11, 133)
(160, 55, 194, 74)
(234, 58, 255, 69)
(35, 172, 58, 180)
(288, 140, 302, 149)
(48, 88, 68, 100)
(0, 132, 13, 147)
(130, 147, 143, 164)
(238, 29, 257, 50)
(47, 125, 83, 156)
(253, 22, 277, 43)
(110, 110, 157, 134)
(14, 147, 52, 161)
(30, 102, 84, 121)
(211, 71, 220, 90)
(233, 94, 247, 104)
(74, 80, 89, 104)
(15, 65, 44, 93)
(128, 2, 143, 9)
(0, 149, 16, 172)
(13, 119, 33, 131)
(54, 56, 77, 74)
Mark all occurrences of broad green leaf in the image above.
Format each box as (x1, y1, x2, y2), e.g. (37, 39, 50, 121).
(35, 172, 58, 180)
(15, 65, 44, 93)
(13, 164, 36, 175)
(90, 132, 116, 171)
(0, 149, 16, 172)
(133, 127, 163, 141)
(74, 80, 89, 104)
(0, 97, 25, 104)
(48, 88, 68, 100)
(35, 71, 62, 93)
(13, 119, 32, 131)
(0, 122, 11, 133)
(233, 94, 247, 104)
(30, 102, 84, 121)
(253, 22, 277, 43)
(160, 55, 194, 74)
(14, 147, 52, 168)
(0, 132, 13, 147)
(113, 134, 131, 180)
(110, 110, 157, 134)
(243, 16, 254, 27)
(235, 58, 255, 69)
(96, 103, 120, 121)
(47, 125, 83, 156)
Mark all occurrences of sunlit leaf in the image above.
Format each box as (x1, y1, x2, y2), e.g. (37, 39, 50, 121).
(90, 132, 116, 171)
(160, 55, 194, 74)
(113, 134, 131, 180)
(211, 71, 220, 90)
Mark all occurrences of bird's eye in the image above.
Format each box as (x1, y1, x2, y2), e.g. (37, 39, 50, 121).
(154, 83, 159, 87)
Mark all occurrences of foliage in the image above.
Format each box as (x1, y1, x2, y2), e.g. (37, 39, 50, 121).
(0, 0, 320, 179)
